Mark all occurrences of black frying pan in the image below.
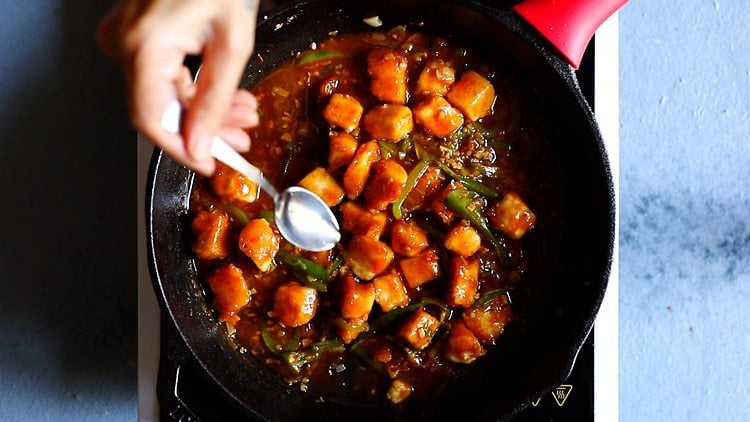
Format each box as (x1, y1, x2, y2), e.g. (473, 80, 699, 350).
(147, 0, 620, 420)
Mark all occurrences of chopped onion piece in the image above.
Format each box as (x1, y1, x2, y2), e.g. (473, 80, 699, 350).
(363, 15, 383, 28)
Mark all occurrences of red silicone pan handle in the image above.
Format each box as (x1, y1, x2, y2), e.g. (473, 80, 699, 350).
(512, 0, 628, 69)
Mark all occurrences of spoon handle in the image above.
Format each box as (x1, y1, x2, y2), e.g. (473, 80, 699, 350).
(160, 99, 280, 199)
(210, 137, 279, 199)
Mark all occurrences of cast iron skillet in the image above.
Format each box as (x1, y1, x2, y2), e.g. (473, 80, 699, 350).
(147, 0, 620, 420)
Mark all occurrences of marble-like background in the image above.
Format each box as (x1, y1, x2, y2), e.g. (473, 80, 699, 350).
(620, 1, 750, 420)
(0, 0, 748, 421)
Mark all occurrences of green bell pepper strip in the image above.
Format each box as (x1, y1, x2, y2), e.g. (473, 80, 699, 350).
(488, 139, 511, 151)
(377, 140, 398, 160)
(349, 297, 448, 372)
(261, 318, 301, 354)
(323, 255, 344, 283)
(349, 337, 387, 375)
(276, 250, 328, 292)
(445, 188, 509, 263)
(258, 209, 275, 223)
(435, 161, 500, 199)
(474, 288, 509, 308)
(419, 297, 451, 324)
(282, 339, 345, 372)
(368, 297, 449, 332)
(392, 158, 431, 220)
(399, 136, 414, 153)
(368, 302, 423, 332)
(297, 50, 344, 65)
(470, 122, 512, 150)
(222, 204, 250, 226)
(414, 141, 437, 161)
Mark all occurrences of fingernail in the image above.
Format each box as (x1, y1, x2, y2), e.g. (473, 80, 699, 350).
(237, 135, 252, 152)
(196, 159, 216, 177)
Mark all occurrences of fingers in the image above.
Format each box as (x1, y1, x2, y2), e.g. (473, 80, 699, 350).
(128, 41, 222, 174)
(218, 127, 252, 153)
(149, 128, 217, 176)
(182, 0, 258, 165)
(97, 0, 259, 176)
(225, 89, 259, 128)
(176, 66, 198, 105)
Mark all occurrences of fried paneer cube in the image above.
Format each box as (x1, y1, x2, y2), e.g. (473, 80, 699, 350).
(238, 218, 280, 272)
(363, 104, 413, 142)
(211, 162, 259, 204)
(446, 255, 479, 308)
(340, 274, 376, 321)
(346, 235, 394, 280)
(367, 47, 408, 104)
(446, 71, 496, 121)
(343, 140, 381, 199)
(328, 132, 359, 171)
(369, 340, 395, 371)
(415, 59, 456, 97)
(340, 201, 388, 238)
(273, 281, 319, 327)
(337, 318, 370, 344)
(413, 96, 464, 138)
(444, 221, 482, 256)
(444, 319, 486, 364)
(463, 295, 512, 345)
(399, 249, 441, 289)
(430, 181, 459, 225)
(403, 164, 444, 211)
(397, 308, 440, 350)
(323, 93, 363, 132)
(307, 249, 332, 267)
(387, 379, 413, 404)
(207, 264, 250, 324)
(191, 210, 232, 260)
(364, 159, 407, 211)
(390, 220, 429, 257)
(298, 166, 345, 207)
(488, 192, 536, 239)
(373, 270, 410, 312)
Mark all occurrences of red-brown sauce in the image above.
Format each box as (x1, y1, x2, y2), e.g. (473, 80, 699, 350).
(189, 26, 561, 406)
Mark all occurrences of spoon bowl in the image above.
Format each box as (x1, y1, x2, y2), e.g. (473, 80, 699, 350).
(162, 100, 341, 251)
(275, 186, 342, 251)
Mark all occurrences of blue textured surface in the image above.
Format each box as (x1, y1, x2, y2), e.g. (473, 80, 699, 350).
(620, 1, 750, 420)
(0, 0, 748, 421)
(0, 1, 137, 421)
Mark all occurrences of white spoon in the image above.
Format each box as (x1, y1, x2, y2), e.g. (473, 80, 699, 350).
(161, 100, 340, 251)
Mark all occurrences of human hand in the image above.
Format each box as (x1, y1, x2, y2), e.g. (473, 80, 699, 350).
(97, 0, 260, 175)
